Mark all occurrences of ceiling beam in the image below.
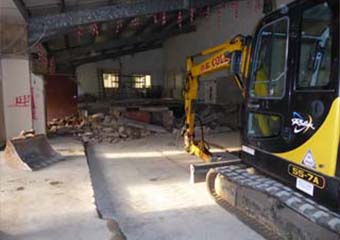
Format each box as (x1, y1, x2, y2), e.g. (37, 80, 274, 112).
(62, 24, 195, 65)
(28, 0, 226, 43)
(12, 0, 29, 21)
(72, 43, 163, 66)
(54, 13, 191, 62)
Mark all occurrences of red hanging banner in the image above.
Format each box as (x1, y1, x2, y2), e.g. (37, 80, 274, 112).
(161, 12, 167, 26)
(255, 0, 261, 12)
(132, 17, 140, 27)
(91, 23, 99, 37)
(190, 8, 195, 23)
(77, 28, 83, 43)
(48, 56, 56, 75)
(115, 20, 123, 34)
(205, 5, 210, 17)
(177, 11, 183, 30)
(231, 1, 240, 19)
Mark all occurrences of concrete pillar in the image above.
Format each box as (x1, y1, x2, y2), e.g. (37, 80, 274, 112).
(31, 73, 46, 134)
(0, 17, 34, 139)
(0, 62, 6, 143)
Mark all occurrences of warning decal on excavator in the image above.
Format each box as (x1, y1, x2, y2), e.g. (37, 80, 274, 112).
(302, 150, 316, 169)
(288, 164, 325, 189)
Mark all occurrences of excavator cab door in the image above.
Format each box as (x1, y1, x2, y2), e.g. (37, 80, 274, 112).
(243, 0, 340, 211)
(243, 14, 290, 156)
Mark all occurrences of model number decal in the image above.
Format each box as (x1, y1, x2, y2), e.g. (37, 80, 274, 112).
(288, 164, 325, 189)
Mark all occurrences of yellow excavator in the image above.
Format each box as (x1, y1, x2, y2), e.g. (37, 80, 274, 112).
(184, 0, 340, 239)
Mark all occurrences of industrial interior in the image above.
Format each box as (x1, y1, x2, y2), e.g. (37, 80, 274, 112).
(1, 0, 340, 239)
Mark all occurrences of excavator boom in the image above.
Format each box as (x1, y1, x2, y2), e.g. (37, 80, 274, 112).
(184, 35, 251, 161)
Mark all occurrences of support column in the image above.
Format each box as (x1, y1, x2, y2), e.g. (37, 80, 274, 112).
(0, 21, 33, 139)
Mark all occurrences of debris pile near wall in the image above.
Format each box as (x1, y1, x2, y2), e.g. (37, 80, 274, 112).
(47, 110, 170, 144)
(194, 103, 241, 131)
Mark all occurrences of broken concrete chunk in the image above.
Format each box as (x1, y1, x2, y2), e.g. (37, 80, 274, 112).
(118, 126, 125, 133)
(90, 113, 104, 121)
(102, 127, 114, 133)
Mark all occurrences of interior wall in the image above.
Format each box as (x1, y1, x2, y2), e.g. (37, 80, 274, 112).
(163, 0, 294, 101)
(76, 48, 164, 98)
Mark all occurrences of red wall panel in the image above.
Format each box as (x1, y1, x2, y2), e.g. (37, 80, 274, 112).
(46, 75, 77, 121)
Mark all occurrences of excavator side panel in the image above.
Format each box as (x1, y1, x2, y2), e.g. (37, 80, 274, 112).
(242, 0, 340, 211)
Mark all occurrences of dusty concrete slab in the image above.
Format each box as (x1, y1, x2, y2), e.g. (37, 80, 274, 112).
(0, 137, 111, 240)
(86, 132, 264, 240)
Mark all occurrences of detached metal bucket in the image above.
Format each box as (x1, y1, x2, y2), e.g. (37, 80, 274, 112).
(4, 135, 64, 171)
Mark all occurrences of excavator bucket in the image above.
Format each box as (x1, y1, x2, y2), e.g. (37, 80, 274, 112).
(4, 135, 64, 171)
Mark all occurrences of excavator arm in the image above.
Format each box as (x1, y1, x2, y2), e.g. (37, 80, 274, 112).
(183, 35, 251, 161)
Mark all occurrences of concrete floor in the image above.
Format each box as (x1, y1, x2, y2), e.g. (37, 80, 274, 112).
(86, 132, 264, 240)
(0, 132, 264, 240)
(0, 137, 111, 240)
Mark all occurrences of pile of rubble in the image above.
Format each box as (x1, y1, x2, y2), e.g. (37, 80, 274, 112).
(47, 111, 170, 144)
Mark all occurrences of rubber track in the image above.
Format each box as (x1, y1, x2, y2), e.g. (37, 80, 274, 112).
(207, 164, 340, 239)
(206, 166, 283, 240)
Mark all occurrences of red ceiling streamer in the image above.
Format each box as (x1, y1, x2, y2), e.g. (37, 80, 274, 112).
(49, 56, 56, 75)
(217, 4, 224, 27)
(255, 0, 261, 12)
(132, 17, 140, 27)
(231, 1, 240, 19)
(76, 28, 83, 43)
(246, 0, 252, 9)
(37, 43, 44, 60)
(205, 5, 210, 17)
(177, 11, 183, 30)
(115, 20, 123, 34)
(190, 8, 195, 23)
(91, 23, 99, 37)
(37, 43, 48, 67)
(161, 12, 167, 26)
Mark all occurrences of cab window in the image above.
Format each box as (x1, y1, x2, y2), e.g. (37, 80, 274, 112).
(247, 112, 281, 138)
(250, 18, 289, 98)
(297, 3, 332, 89)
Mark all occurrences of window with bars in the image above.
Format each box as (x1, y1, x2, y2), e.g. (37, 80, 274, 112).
(133, 74, 151, 89)
(103, 72, 119, 88)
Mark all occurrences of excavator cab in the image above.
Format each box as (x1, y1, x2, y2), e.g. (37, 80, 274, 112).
(242, 0, 340, 211)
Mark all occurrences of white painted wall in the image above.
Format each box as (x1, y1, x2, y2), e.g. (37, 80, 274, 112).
(76, 48, 164, 97)
(31, 74, 46, 134)
(1, 58, 33, 138)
